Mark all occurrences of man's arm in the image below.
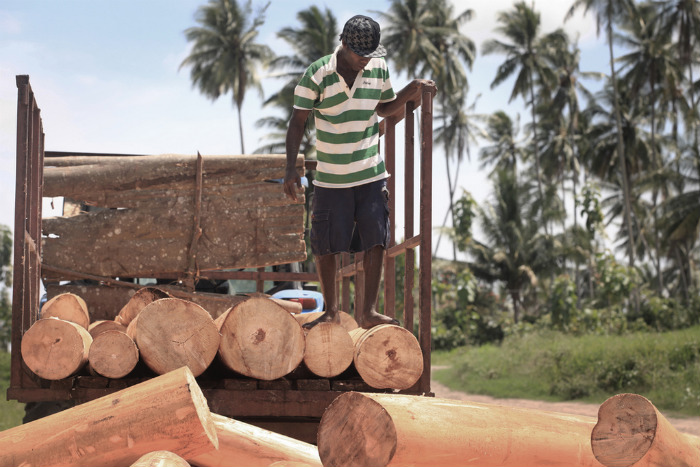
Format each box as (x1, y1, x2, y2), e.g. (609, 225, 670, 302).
(284, 107, 312, 201)
(376, 79, 436, 118)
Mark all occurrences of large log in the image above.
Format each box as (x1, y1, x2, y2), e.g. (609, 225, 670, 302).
(88, 330, 139, 379)
(0, 367, 218, 467)
(189, 413, 322, 467)
(591, 393, 700, 467)
(215, 297, 305, 380)
(88, 320, 127, 338)
(133, 298, 220, 377)
(115, 287, 170, 326)
(317, 392, 601, 467)
(349, 324, 423, 390)
(21, 317, 93, 380)
(40, 292, 90, 329)
(131, 451, 191, 467)
(292, 318, 354, 378)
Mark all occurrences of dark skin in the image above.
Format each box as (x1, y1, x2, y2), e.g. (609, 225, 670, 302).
(284, 42, 415, 330)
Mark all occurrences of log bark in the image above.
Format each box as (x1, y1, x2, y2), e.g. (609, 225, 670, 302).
(215, 297, 305, 380)
(294, 311, 359, 332)
(21, 317, 93, 380)
(40, 292, 90, 329)
(88, 320, 127, 338)
(116, 287, 171, 326)
(131, 451, 191, 467)
(317, 392, 601, 467)
(133, 298, 220, 377)
(591, 393, 700, 467)
(349, 324, 423, 390)
(189, 413, 322, 467)
(88, 330, 139, 379)
(292, 318, 353, 378)
(0, 367, 218, 467)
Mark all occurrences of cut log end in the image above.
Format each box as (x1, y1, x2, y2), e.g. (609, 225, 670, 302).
(318, 392, 397, 467)
(303, 322, 353, 378)
(41, 293, 90, 329)
(88, 330, 139, 379)
(21, 318, 92, 380)
(130, 451, 191, 467)
(591, 393, 657, 467)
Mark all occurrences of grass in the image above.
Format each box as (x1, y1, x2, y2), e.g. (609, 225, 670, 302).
(0, 351, 25, 430)
(432, 326, 700, 418)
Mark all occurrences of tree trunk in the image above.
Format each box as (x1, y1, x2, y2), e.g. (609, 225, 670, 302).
(190, 413, 322, 467)
(349, 324, 423, 390)
(88, 330, 139, 379)
(215, 297, 305, 380)
(116, 287, 171, 326)
(41, 292, 90, 329)
(292, 318, 354, 378)
(133, 298, 220, 377)
(131, 451, 191, 467)
(21, 318, 92, 380)
(591, 393, 700, 467)
(317, 392, 600, 467)
(88, 320, 127, 338)
(0, 367, 218, 467)
(294, 310, 358, 332)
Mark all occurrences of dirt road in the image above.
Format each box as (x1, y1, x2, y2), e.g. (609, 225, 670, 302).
(431, 379, 700, 437)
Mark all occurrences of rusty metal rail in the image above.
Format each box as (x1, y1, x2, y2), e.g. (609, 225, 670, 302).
(8, 75, 436, 405)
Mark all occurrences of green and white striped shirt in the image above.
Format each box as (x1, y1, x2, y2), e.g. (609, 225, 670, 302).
(293, 45, 396, 188)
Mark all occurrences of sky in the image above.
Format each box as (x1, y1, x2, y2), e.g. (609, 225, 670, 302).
(0, 0, 606, 261)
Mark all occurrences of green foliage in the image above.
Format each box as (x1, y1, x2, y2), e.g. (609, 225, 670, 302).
(452, 190, 476, 253)
(433, 326, 700, 416)
(0, 225, 11, 351)
(0, 351, 25, 430)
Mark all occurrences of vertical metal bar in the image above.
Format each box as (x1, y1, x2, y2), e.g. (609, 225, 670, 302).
(418, 88, 434, 394)
(404, 102, 415, 332)
(383, 117, 396, 319)
(11, 76, 30, 390)
(28, 101, 42, 326)
(256, 267, 265, 293)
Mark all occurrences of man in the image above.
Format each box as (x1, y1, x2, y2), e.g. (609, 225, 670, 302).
(284, 14, 408, 330)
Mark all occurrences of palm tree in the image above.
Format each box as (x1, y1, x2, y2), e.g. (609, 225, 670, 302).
(482, 2, 566, 237)
(468, 169, 554, 323)
(254, 6, 338, 155)
(566, 0, 636, 272)
(181, 0, 272, 154)
(479, 111, 523, 175)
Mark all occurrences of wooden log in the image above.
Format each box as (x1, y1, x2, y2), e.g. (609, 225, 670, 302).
(133, 298, 220, 377)
(349, 324, 422, 390)
(215, 297, 305, 380)
(131, 451, 191, 467)
(46, 283, 133, 321)
(0, 367, 218, 467)
(591, 393, 700, 467)
(88, 330, 139, 379)
(292, 318, 353, 378)
(317, 392, 601, 467)
(40, 292, 90, 329)
(115, 287, 170, 326)
(88, 319, 127, 338)
(189, 413, 322, 467)
(21, 317, 93, 380)
(294, 310, 359, 332)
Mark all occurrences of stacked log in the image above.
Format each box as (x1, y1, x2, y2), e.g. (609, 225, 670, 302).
(591, 393, 700, 467)
(131, 451, 191, 467)
(293, 313, 354, 378)
(0, 367, 218, 467)
(40, 292, 90, 329)
(88, 330, 140, 379)
(88, 320, 127, 338)
(317, 392, 601, 467)
(215, 297, 305, 380)
(116, 287, 170, 326)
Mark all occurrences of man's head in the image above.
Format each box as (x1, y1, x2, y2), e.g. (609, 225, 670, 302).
(339, 15, 386, 58)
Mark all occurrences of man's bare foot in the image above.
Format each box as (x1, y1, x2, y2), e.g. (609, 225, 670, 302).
(359, 311, 400, 329)
(302, 311, 341, 330)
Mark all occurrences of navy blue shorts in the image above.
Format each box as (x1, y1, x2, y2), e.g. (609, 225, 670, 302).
(310, 179, 390, 255)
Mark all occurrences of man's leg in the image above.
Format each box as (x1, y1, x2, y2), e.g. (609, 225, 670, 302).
(359, 244, 399, 329)
(302, 253, 340, 329)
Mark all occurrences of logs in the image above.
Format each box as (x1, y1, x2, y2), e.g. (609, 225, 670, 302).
(349, 324, 423, 390)
(40, 292, 90, 329)
(293, 316, 354, 378)
(88, 330, 139, 379)
(190, 413, 322, 467)
(591, 393, 700, 467)
(215, 297, 305, 380)
(131, 451, 191, 467)
(0, 367, 218, 467)
(88, 319, 127, 338)
(294, 310, 359, 332)
(116, 287, 170, 326)
(317, 392, 601, 467)
(21, 317, 92, 380)
(133, 298, 220, 377)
